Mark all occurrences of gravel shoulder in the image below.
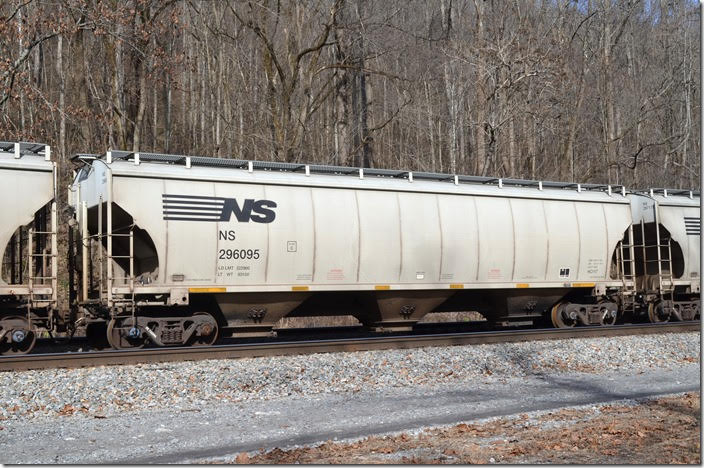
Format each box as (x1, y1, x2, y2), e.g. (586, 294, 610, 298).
(240, 392, 701, 464)
(0, 331, 699, 463)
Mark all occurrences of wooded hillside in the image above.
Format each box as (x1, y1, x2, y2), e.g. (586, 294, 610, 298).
(1, 0, 700, 189)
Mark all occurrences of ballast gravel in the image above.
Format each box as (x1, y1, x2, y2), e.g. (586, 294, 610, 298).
(0, 332, 699, 422)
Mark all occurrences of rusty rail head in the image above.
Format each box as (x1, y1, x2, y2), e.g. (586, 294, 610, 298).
(0, 322, 699, 372)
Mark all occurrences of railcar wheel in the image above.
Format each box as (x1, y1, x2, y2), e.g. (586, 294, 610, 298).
(86, 322, 110, 350)
(647, 301, 670, 323)
(599, 302, 617, 326)
(188, 312, 219, 346)
(550, 302, 576, 328)
(0, 316, 37, 355)
(107, 318, 146, 350)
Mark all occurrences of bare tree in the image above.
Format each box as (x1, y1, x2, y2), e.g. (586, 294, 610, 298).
(0, 0, 698, 189)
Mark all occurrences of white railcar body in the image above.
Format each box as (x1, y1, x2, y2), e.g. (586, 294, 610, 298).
(650, 193, 700, 290)
(0, 142, 57, 354)
(71, 152, 635, 334)
(72, 155, 633, 294)
(0, 143, 56, 298)
(0, 141, 697, 354)
(628, 191, 700, 293)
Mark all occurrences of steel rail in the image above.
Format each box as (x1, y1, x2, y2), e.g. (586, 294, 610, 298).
(0, 322, 699, 372)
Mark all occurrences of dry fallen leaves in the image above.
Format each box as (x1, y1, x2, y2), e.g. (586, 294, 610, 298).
(58, 404, 76, 416)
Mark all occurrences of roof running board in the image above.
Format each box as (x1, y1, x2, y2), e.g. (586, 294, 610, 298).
(0, 141, 51, 160)
(70, 149, 702, 197)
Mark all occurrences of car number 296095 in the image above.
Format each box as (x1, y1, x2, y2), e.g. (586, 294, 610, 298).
(218, 249, 260, 260)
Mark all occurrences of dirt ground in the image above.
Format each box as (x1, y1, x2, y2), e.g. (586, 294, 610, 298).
(276, 311, 484, 329)
(230, 392, 700, 464)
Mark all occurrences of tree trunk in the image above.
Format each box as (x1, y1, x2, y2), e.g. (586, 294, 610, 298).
(56, 32, 65, 164)
(443, 61, 458, 174)
(358, 67, 371, 168)
(601, 4, 617, 184)
(132, 56, 148, 152)
(563, 69, 586, 182)
(424, 81, 436, 172)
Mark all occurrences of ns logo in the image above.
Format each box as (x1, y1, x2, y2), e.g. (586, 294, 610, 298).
(162, 194, 277, 223)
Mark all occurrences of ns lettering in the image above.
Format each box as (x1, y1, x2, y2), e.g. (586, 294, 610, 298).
(218, 230, 237, 241)
(221, 199, 277, 223)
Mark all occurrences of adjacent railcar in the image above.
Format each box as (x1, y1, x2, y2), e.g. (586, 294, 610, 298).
(621, 190, 700, 322)
(0, 142, 58, 354)
(69, 150, 636, 348)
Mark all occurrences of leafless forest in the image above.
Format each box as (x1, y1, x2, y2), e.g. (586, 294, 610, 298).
(1, 0, 700, 191)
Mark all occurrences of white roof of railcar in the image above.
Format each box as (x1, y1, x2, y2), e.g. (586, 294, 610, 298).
(0, 141, 53, 172)
(71, 149, 695, 205)
(633, 189, 701, 207)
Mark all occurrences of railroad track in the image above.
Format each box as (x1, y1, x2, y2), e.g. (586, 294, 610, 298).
(0, 322, 699, 372)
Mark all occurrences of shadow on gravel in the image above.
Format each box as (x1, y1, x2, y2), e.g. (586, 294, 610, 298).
(491, 347, 698, 410)
(120, 343, 700, 464)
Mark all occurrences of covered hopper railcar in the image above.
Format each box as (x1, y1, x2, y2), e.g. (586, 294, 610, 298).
(0, 141, 698, 355)
(68, 149, 651, 349)
(621, 191, 700, 323)
(0, 142, 59, 354)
